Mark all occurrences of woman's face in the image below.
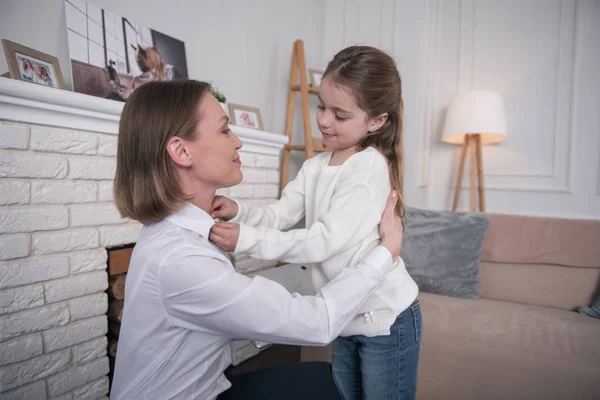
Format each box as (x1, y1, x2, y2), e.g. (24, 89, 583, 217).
(185, 94, 243, 190)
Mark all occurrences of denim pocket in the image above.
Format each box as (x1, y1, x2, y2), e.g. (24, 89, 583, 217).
(410, 300, 423, 345)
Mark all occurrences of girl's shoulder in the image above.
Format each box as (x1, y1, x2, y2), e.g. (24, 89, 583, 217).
(345, 146, 388, 172)
(333, 147, 389, 187)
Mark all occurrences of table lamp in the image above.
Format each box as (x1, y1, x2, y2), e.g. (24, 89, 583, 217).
(442, 90, 507, 212)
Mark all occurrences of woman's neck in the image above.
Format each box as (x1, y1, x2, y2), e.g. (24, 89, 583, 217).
(177, 174, 216, 213)
(189, 192, 215, 214)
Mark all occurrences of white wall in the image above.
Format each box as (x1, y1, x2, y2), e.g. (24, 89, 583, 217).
(320, 0, 600, 219)
(2, 0, 599, 219)
(0, 0, 326, 136)
(319, 0, 431, 209)
(422, 0, 600, 219)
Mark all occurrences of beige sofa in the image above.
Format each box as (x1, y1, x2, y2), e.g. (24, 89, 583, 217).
(302, 213, 600, 399)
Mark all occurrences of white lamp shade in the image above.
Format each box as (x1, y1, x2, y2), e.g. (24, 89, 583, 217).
(442, 90, 507, 144)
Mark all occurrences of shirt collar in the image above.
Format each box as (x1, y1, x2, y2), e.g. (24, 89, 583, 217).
(165, 202, 215, 238)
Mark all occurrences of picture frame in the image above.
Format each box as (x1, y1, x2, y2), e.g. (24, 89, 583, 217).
(228, 103, 264, 130)
(2, 39, 65, 89)
(308, 69, 324, 88)
(63, 0, 188, 102)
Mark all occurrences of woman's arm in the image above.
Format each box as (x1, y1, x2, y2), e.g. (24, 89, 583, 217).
(161, 246, 391, 346)
(162, 192, 402, 346)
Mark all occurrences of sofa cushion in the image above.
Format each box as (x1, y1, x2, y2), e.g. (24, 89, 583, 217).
(400, 207, 489, 299)
(417, 292, 600, 400)
(481, 213, 600, 268)
(478, 261, 600, 311)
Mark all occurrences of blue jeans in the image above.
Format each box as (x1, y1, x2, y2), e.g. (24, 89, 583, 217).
(332, 300, 422, 400)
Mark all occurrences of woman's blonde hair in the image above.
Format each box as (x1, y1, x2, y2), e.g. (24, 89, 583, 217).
(323, 46, 406, 223)
(114, 80, 211, 224)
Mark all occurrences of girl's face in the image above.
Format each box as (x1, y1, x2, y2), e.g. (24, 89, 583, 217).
(316, 77, 371, 153)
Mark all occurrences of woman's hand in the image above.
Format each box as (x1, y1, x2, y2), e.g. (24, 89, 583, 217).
(211, 195, 239, 220)
(379, 191, 404, 261)
(210, 222, 240, 252)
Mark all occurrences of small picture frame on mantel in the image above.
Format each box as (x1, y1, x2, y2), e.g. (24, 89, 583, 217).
(2, 39, 65, 89)
(308, 69, 324, 88)
(228, 103, 264, 130)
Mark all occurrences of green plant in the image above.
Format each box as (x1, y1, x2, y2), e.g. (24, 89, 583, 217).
(210, 86, 227, 103)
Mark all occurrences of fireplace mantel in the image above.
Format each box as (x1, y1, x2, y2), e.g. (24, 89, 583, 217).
(0, 78, 288, 155)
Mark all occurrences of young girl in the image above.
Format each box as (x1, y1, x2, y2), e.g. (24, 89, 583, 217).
(211, 46, 421, 400)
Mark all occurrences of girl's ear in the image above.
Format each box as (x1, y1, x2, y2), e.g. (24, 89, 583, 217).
(368, 113, 388, 133)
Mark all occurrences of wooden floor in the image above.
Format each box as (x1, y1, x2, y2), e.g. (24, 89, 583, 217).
(225, 345, 301, 376)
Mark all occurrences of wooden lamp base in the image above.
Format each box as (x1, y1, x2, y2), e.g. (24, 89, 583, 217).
(451, 133, 486, 212)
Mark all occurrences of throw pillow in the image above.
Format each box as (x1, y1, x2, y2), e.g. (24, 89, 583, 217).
(579, 294, 600, 319)
(400, 206, 489, 299)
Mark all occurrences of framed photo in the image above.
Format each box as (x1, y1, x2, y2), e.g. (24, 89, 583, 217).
(308, 69, 324, 88)
(2, 39, 65, 89)
(228, 104, 264, 130)
(63, 0, 188, 102)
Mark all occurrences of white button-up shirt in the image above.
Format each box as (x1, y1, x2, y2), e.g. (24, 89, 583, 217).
(109, 202, 394, 400)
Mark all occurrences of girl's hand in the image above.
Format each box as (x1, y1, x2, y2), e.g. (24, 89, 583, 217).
(211, 195, 238, 220)
(209, 222, 240, 252)
(379, 191, 404, 261)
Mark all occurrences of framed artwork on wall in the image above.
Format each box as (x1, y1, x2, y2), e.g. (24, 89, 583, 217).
(63, 0, 188, 102)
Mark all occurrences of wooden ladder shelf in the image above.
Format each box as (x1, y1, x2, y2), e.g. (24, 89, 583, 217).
(279, 39, 330, 196)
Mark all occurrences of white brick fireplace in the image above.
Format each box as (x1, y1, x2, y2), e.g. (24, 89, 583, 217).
(0, 78, 301, 399)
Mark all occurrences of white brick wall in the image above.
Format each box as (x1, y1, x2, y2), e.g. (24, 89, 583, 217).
(30, 126, 98, 155)
(0, 122, 127, 398)
(31, 180, 97, 204)
(97, 181, 113, 202)
(32, 228, 100, 255)
(0, 120, 287, 397)
(0, 180, 30, 205)
(0, 256, 69, 289)
(0, 234, 30, 260)
(0, 150, 68, 179)
(0, 122, 29, 150)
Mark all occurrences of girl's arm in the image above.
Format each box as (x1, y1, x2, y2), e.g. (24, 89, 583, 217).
(231, 161, 389, 264)
(228, 161, 308, 230)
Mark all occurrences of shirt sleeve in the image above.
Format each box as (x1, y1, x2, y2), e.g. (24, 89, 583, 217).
(232, 157, 388, 264)
(160, 246, 394, 346)
(229, 161, 307, 231)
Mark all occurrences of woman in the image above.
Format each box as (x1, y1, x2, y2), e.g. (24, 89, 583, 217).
(110, 80, 405, 400)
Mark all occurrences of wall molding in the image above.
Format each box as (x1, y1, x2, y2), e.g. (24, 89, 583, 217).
(446, 0, 577, 194)
(416, 0, 440, 188)
(483, 0, 575, 194)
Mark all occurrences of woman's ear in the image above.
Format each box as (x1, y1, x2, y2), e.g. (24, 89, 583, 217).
(368, 113, 388, 133)
(167, 136, 192, 167)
